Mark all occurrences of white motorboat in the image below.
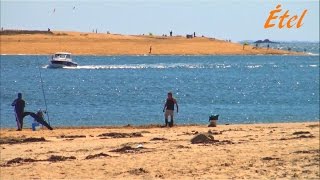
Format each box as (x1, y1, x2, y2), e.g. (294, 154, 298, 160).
(48, 52, 77, 68)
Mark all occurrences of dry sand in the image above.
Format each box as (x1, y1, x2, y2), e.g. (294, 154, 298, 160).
(0, 122, 319, 179)
(0, 31, 301, 55)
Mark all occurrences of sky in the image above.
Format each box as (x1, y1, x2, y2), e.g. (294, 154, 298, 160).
(1, 0, 319, 41)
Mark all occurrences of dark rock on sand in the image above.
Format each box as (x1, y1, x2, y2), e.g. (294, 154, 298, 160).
(293, 149, 320, 154)
(5, 157, 38, 166)
(261, 157, 281, 161)
(85, 153, 111, 159)
(176, 145, 191, 149)
(0, 137, 46, 145)
(191, 134, 215, 144)
(2, 155, 76, 167)
(127, 168, 149, 175)
(98, 132, 143, 138)
(150, 137, 168, 141)
(292, 131, 311, 135)
(47, 155, 76, 162)
(60, 135, 86, 138)
(110, 145, 147, 153)
(110, 146, 138, 153)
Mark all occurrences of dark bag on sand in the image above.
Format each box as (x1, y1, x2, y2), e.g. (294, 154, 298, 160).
(209, 115, 219, 121)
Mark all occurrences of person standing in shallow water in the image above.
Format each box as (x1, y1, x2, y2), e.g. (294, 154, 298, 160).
(11, 93, 25, 131)
(163, 92, 179, 127)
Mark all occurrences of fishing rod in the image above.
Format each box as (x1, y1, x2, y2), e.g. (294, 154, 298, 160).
(38, 64, 50, 125)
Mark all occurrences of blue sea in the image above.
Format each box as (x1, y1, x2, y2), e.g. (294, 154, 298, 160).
(1, 44, 319, 128)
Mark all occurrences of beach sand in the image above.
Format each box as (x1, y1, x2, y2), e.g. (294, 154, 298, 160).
(0, 31, 301, 55)
(0, 122, 319, 179)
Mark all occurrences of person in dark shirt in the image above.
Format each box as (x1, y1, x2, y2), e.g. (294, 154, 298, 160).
(11, 93, 25, 131)
(162, 92, 179, 127)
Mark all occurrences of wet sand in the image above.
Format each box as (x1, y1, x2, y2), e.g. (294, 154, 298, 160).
(0, 31, 301, 55)
(0, 122, 319, 179)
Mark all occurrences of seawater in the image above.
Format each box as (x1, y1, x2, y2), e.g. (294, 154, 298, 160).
(1, 55, 319, 127)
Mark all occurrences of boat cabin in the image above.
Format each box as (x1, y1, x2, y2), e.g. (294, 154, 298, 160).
(53, 52, 72, 60)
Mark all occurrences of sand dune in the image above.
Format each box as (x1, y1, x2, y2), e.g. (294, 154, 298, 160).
(0, 31, 300, 55)
(0, 122, 319, 179)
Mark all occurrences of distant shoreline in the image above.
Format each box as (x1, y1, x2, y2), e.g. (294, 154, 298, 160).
(0, 31, 305, 56)
(0, 53, 308, 56)
(1, 121, 318, 130)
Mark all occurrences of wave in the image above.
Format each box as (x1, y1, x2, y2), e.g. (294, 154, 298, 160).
(309, 65, 318, 68)
(299, 65, 319, 68)
(42, 63, 318, 70)
(246, 65, 263, 69)
(306, 52, 319, 56)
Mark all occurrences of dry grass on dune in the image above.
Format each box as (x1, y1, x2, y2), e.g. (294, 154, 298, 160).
(0, 31, 299, 55)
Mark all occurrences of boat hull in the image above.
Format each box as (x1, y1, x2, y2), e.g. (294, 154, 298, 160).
(48, 61, 78, 68)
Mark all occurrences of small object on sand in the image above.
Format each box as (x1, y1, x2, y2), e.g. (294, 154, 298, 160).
(208, 130, 221, 135)
(191, 134, 214, 144)
(32, 121, 40, 131)
(136, 144, 143, 148)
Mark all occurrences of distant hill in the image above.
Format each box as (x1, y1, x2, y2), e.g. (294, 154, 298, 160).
(254, 39, 278, 44)
(0, 29, 53, 35)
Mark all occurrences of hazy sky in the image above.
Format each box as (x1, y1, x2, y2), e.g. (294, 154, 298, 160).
(1, 0, 319, 41)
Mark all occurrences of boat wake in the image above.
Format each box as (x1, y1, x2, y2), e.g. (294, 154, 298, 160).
(43, 63, 233, 70)
(42, 62, 318, 70)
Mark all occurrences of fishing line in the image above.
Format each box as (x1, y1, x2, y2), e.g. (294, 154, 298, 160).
(38, 64, 50, 125)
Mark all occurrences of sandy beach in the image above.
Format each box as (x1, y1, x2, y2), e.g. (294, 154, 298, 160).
(0, 31, 301, 56)
(0, 122, 319, 179)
